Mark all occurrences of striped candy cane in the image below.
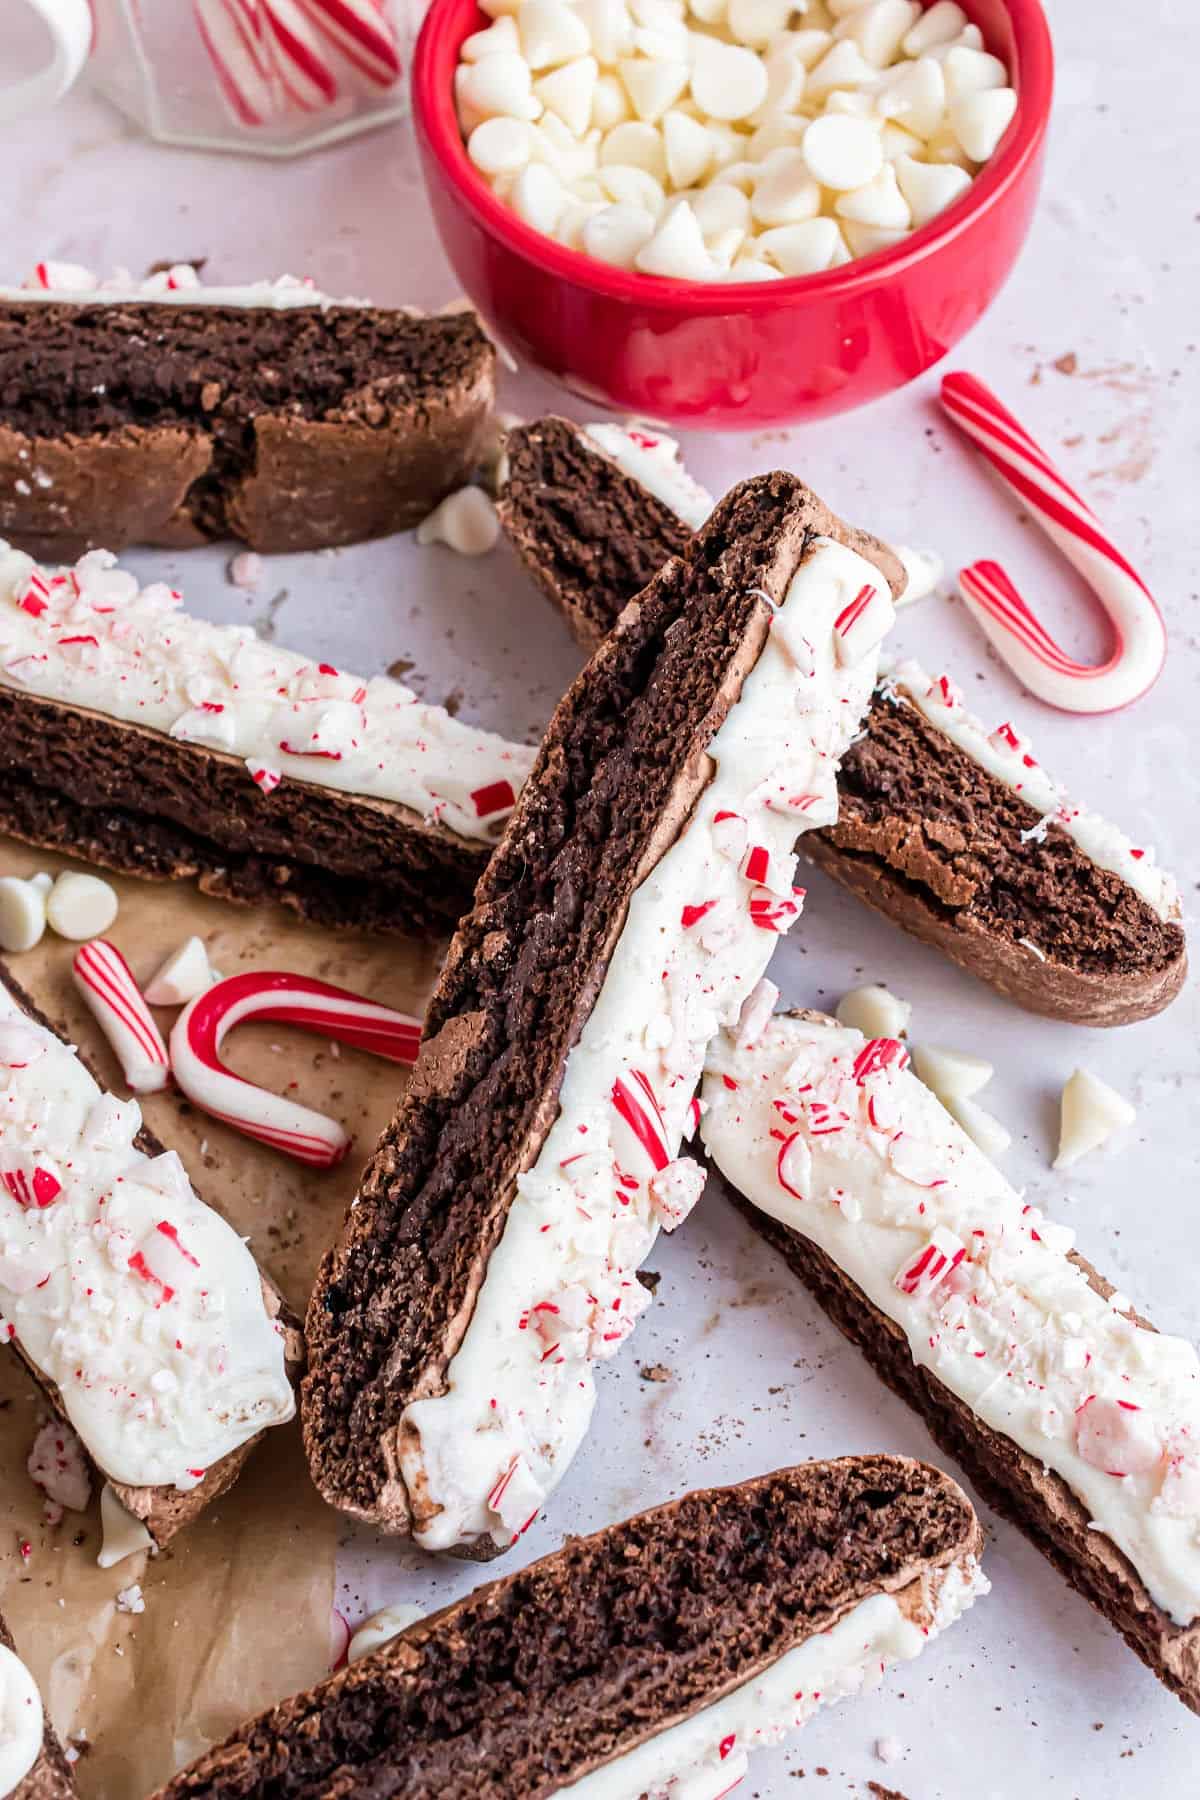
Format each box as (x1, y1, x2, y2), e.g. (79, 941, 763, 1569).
(194, 0, 400, 130)
(72, 941, 171, 1095)
(171, 972, 421, 1168)
(940, 371, 1166, 715)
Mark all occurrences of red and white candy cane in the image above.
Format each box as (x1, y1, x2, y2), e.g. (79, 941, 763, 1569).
(940, 371, 1166, 715)
(194, 0, 400, 130)
(170, 972, 421, 1168)
(72, 941, 170, 1095)
(193, 0, 282, 127)
(611, 1068, 671, 1177)
(295, 0, 402, 87)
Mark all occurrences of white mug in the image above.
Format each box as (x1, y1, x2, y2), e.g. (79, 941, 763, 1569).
(0, 0, 93, 123)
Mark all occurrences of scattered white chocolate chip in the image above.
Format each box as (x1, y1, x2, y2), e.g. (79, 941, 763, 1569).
(835, 983, 911, 1041)
(98, 1483, 154, 1569)
(227, 551, 263, 591)
(0, 875, 47, 952)
(456, 0, 1016, 279)
(45, 872, 119, 941)
(1054, 1069, 1137, 1170)
(115, 1583, 146, 1615)
(946, 1094, 1011, 1160)
(347, 1602, 427, 1664)
(895, 542, 945, 605)
(144, 936, 215, 1008)
(416, 487, 502, 556)
(910, 1043, 993, 1102)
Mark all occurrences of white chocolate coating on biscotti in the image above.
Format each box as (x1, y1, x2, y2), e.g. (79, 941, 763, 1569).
(0, 544, 534, 843)
(401, 538, 895, 1550)
(701, 1013, 1200, 1626)
(0, 263, 359, 309)
(556, 1557, 986, 1800)
(581, 424, 716, 531)
(0, 986, 294, 1492)
(882, 658, 1180, 921)
(0, 1645, 42, 1798)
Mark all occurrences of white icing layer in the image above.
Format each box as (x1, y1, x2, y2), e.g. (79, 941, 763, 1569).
(0, 263, 355, 309)
(0, 986, 294, 1492)
(702, 1014, 1200, 1626)
(581, 424, 716, 531)
(0, 544, 534, 844)
(0, 1646, 42, 1798)
(401, 538, 895, 1550)
(882, 658, 1180, 921)
(556, 1559, 987, 1800)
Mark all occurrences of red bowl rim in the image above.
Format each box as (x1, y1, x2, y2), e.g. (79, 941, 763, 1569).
(413, 0, 1055, 311)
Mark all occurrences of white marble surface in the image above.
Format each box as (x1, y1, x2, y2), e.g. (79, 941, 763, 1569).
(2, 0, 1199, 1792)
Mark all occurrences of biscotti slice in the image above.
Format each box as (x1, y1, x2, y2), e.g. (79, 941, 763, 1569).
(0, 1614, 75, 1798)
(702, 1011, 1200, 1712)
(806, 661, 1186, 1026)
(0, 543, 534, 937)
(304, 473, 904, 1550)
(0, 269, 494, 559)
(152, 1457, 985, 1799)
(501, 424, 1185, 1026)
(0, 968, 301, 1549)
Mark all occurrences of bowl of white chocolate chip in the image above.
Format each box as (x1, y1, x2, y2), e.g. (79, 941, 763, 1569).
(413, 0, 1053, 425)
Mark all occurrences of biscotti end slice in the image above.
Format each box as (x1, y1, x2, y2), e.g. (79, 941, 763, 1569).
(150, 1457, 984, 1800)
(0, 1614, 76, 1798)
(809, 663, 1186, 1026)
(0, 293, 495, 558)
(304, 472, 903, 1548)
(0, 968, 302, 1551)
(702, 1011, 1200, 1712)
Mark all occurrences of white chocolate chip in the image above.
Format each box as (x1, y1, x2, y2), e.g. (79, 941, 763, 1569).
(663, 108, 714, 186)
(727, 0, 796, 48)
(894, 151, 971, 225)
(875, 54, 946, 138)
(460, 51, 541, 121)
(946, 1095, 1011, 1160)
(45, 872, 118, 941)
(619, 54, 690, 120)
(894, 542, 944, 603)
(98, 1483, 154, 1569)
(840, 218, 907, 257)
(519, 0, 593, 68)
(462, 14, 521, 58)
(416, 487, 501, 556)
(949, 86, 1017, 161)
(592, 69, 632, 127)
(806, 38, 879, 99)
(901, 0, 965, 56)
(1054, 1069, 1137, 1170)
(835, 983, 911, 1041)
(0, 876, 47, 953)
(801, 113, 883, 189)
(582, 201, 659, 264)
(910, 1043, 993, 1101)
(598, 161, 667, 209)
(144, 936, 215, 1008)
(941, 44, 1007, 100)
(469, 115, 536, 174)
(834, 161, 911, 227)
(689, 180, 751, 235)
(601, 118, 668, 176)
(536, 55, 600, 133)
(756, 217, 847, 273)
(577, 0, 635, 63)
(750, 148, 821, 225)
(689, 37, 769, 120)
(511, 159, 570, 231)
(835, 0, 920, 69)
(751, 42, 808, 119)
(635, 198, 714, 275)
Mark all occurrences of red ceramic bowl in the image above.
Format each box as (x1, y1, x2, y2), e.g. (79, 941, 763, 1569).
(413, 0, 1054, 427)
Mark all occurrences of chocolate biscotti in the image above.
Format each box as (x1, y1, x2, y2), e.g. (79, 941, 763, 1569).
(703, 1012, 1200, 1712)
(152, 1457, 985, 1799)
(0, 967, 301, 1550)
(807, 662, 1186, 1026)
(0, 269, 494, 559)
(0, 543, 534, 936)
(304, 472, 904, 1550)
(0, 1614, 74, 1799)
(501, 418, 1186, 1026)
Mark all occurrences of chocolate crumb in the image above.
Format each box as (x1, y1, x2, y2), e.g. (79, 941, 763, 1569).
(1054, 351, 1079, 374)
(639, 1365, 671, 1383)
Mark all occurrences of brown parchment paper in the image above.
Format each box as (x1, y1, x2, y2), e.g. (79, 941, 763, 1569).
(0, 842, 443, 1799)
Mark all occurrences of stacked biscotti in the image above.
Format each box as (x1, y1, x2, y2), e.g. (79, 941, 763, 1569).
(702, 1012, 1200, 1713)
(0, 1613, 74, 1799)
(500, 416, 1186, 1026)
(0, 966, 301, 1548)
(0, 276, 495, 558)
(0, 541, 534, 935)
(151, 1459, 985, 1799)
(304, 473, 904, 1551)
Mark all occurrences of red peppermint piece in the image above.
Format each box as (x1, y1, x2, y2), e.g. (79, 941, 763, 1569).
(470, 779, 517, 818)
(893, 1227, 965, 1298)
(852, 1038, 909, 1083)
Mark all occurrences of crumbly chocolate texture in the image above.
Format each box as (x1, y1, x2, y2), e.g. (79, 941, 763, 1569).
(499, 418, 1184, 1026)
(0, 1613, 75, 1799)
(726, 1163, 1200, 1712)
(0, 966, 304, 1549)
(303, 472, 902, 1533)
(0, 304, 495, 557)
(151, 1457, 980, 1800)
(807, 693, 1187, 1026)
(0, 688, 488, 938)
